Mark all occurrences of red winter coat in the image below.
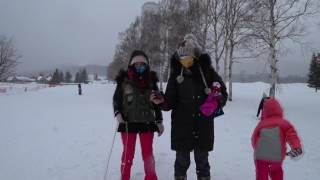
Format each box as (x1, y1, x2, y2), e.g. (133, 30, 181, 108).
(251, 98, 301, 162)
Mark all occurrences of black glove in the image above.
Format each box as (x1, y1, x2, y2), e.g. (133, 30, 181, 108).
(219, 98, 227, 108)
(286, 148, 303, 158)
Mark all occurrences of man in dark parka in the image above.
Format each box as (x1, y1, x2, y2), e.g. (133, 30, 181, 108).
(152, 34, 228, 180)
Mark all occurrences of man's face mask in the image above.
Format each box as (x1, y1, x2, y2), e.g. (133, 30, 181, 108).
(179, 55, 194, 68)
(134, 63, 147, 74)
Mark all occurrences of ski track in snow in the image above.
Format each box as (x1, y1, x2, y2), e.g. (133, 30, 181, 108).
(0, 82, 319, 180)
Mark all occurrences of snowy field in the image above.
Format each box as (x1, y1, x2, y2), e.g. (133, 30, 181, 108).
(0, 82, 49, 94)
(1, 82, 319, 180)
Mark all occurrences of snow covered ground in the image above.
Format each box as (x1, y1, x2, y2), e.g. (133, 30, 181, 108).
(0, 82, 319, 180)
(0, 82, 49, 94)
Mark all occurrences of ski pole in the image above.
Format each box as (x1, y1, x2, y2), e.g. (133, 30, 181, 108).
(103, 121, 119, 180)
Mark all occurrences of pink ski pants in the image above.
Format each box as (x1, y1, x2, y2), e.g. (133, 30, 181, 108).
(121, 132, 157, 180)
(255, 160, 283, 180)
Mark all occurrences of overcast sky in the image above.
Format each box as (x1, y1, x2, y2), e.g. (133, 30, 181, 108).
(0, 0, 156, 73)
(0, 0, 319, 76)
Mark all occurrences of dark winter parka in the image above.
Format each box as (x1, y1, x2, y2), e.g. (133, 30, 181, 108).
(162, 53, 228, 151)
(113, 69, 163, 133)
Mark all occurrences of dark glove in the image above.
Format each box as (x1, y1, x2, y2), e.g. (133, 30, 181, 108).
(286, 148, 303, 158)
(156, 123, 164, 137)
(150, 90, 165, 105)
(219, 98, 227, 108)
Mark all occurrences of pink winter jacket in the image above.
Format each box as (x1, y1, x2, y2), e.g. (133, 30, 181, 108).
(251, 98, 301, 162)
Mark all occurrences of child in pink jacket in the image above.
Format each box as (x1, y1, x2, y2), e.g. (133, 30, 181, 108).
(251, 98, 303, 180)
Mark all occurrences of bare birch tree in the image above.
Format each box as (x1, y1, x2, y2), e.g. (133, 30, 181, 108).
(224, 0, 253, 101)
(0, 36, 20, 81)
(185, 0, 213, 52)
(209, 0, 226, 73)
(158, 0, 188, 88)
(247, 0, 316, 97)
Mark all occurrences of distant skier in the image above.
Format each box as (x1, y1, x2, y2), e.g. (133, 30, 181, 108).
(113, 50, 164, 180)
(78, 83, 82, 95)
(252, 98, 303, 180)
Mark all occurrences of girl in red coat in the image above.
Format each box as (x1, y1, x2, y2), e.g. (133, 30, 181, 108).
(251, 98, 303, 180)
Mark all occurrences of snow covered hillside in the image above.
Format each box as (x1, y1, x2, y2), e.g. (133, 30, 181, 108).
(0, 83, 319, 180)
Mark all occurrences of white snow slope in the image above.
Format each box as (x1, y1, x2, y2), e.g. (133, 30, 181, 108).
(0, 82, 319, 180)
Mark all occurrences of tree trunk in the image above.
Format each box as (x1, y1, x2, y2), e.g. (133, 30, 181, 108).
(159, 65, 163, 91)
(223, 0, 230, 82)
(269, 1, 277, 98)
(224, 43, 229, 82)
(214, 10, 220, 73)
(215, 57, 220, 73)
(269, 46, 277, 97)
(228, 43, 234, 101)
(166, 29, 170, 84)
(214, 35, 220, 72)
(201, 0, 210, 53)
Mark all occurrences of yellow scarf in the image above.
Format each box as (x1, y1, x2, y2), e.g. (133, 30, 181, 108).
(180, 55, 194, 68)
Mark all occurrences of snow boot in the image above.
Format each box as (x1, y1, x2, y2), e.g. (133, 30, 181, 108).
(197, 176, 210, 180)
(175, 175, 187, 180)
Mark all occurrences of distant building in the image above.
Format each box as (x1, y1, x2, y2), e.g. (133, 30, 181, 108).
(36, 76, 52, 84)
(46, 76, 52, 82)
(36, 76, 43, 82)
(88, 74, 95, 82)
(142, 2, 160, 15)
(7, 76, 35, 83)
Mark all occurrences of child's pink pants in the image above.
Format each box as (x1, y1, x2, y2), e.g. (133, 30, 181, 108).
(255, 160, 283, 180)
(121, 132, 157, 180)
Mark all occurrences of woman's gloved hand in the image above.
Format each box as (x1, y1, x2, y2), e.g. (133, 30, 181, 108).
(157, 123, 164, 137)
(219, 98, 227, 108)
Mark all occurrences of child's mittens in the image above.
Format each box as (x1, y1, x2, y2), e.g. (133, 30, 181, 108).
(286, 148, 303, 158)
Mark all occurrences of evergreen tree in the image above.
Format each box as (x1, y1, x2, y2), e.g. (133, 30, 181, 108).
(59, 72, 64, 82)
(308, 53, 320, 92)
(316, 55, 320, 92)
(65, 71, 72, 83)
(80, 68, 88, 83)
(308, 54, 316, 88)
(50, 69, 60, 84)
(94, 73, 99, 81)
(75, 72, 80, 83)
